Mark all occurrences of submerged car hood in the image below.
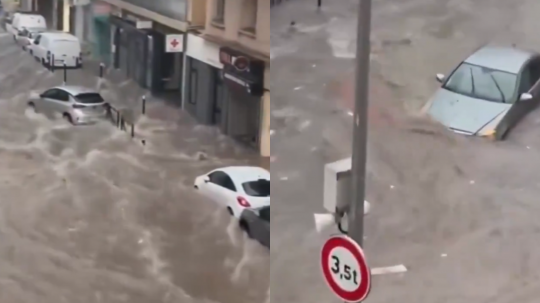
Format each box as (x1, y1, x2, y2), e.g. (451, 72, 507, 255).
(427, 89, 511, 134)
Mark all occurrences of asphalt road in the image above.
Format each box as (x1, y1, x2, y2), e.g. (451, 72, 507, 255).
(271, 1, 540, 303)
(0, 32, 269, 303)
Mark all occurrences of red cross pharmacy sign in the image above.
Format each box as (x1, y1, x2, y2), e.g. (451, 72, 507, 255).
(166, 34, 184, 53)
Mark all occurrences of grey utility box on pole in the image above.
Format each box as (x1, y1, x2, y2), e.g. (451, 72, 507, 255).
(324, 157, 370, 216)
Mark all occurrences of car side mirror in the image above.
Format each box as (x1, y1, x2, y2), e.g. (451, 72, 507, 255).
(520, 93, 533, 101)
(435, 73, 445, 83)
(203, 176, 210, 183)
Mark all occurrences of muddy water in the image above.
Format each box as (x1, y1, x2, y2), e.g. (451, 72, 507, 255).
(0, 34, 269, 303)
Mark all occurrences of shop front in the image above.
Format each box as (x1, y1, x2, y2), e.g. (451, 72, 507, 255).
(219, 46, 265, 150)
(184, 34, 225, 128)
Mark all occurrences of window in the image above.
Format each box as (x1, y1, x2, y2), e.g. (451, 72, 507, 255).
(41, 89, 59, 99)
(75, 93, 104, 104)
(443, 63, 518, 103)
(189, 68, 198, 104)
(240, 0, 258, 35)
(56, 90, 70, 102)
(208, 171, 237, 192)
(242, 179, 270, 197)
(214, 0, 225, 24)
(33, 34, 41, 45)
(258, 206, 270, 222)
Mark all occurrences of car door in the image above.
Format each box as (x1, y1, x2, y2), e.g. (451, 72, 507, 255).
(204, 171, 234, 206)
(503, 60, 539, 130)
(38, 88, 60, 112)
(32, 34, 42, 58)
(51, 89, 71, 113)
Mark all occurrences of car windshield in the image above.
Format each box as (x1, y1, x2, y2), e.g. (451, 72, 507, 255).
(443, 63, 518, 103)
(75, 93, 104, 104)
(258, 207, 270, 222)
(242, 179, 270, 197)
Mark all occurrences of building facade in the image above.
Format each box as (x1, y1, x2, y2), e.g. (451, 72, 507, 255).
(21, 0, 270, 157)
(184, 0, 270, 157)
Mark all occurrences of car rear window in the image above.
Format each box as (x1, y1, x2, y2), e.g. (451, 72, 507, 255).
(75, 93, 104, 104)
(259, 207, 270, 222)
(242, 179, 270, 197)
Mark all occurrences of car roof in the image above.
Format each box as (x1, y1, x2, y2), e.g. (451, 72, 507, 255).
(53, 86, 99, 96)
(464, 46, 536, 74)
(219, 166, 270, 183)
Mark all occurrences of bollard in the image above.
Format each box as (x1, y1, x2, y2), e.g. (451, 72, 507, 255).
(116, 110, 120, 128)
(99, 63, 104, 78)
(130, 123, 134, 138)
(50, 54, 55, 72)
(63, 62, 67, 84)
(141, 95, 146, 115)
(317, 0, 321, 7)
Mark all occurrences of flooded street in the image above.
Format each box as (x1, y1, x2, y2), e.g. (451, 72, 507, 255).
(0, 32, 269, 303)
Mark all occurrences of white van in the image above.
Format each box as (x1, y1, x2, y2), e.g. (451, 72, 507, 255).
(10, 13, 46, 39)
(32, 32, 82, 68)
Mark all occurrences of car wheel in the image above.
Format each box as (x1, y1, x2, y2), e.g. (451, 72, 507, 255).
(239, 221, 252, 238)
(227, 207, 234, 216)
(63, 113, 73, 124)
(28, 102, 37, 113)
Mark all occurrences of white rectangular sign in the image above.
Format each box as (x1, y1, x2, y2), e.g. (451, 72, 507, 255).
(136, 20, 152, 29)
(185, 33, 222, 69)
(166, 34, 184, 53)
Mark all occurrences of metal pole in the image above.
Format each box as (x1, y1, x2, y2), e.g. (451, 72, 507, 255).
(99, 63, 104, 78)
(141, 95, 146, 115)
(63, 62, 67, 84)
(348, 0, 372, 251)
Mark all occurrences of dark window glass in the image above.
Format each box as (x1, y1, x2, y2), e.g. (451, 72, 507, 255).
(242, 179, 270, 197)
(42, 89, 58, 99)
(56, 90, 70, 101)
(259, 207, 270, 222)
(76, 93, 104, 104)
(208, 171, 236, 192)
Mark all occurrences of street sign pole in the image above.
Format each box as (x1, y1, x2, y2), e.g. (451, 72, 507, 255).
(349, 0, 372, 254)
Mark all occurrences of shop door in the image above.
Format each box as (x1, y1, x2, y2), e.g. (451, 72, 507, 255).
(212, 67, 224, 125)
(119, 29, 129, 77)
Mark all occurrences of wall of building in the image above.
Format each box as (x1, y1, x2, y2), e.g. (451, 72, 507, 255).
(204, 0, 270, 56)
(188, 0, 206, 27)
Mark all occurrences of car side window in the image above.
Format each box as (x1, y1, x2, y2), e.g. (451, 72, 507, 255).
(208, 171, 237, 192)
(56, 90, 70, 102)
(41, 89, 58, 99)
(34, 34, 41, 44)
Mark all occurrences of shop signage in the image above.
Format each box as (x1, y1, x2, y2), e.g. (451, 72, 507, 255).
(166, 34, 184, 52)
(220, 47, 264, 97)
(136, 20, 152, 29)
(186, 34, 222, 69)
(93, 1, 111, 16)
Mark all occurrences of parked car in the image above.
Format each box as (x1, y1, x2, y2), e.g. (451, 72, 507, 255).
(16, 27, 46, 51)
(28, 86, 108, 125)
(32, 32, 82, 68)
(194, 166, 270, 218)
(239, 206, 270, 248)
(423, 45, 540, 140)
(9, 12, 46, 40)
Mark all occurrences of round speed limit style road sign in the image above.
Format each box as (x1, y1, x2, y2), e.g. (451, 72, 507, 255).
(321, 235, 371, 302)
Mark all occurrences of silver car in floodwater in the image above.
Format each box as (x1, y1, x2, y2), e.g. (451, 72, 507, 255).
(423, 45, 540, 140)
(28, 86, 108, 125)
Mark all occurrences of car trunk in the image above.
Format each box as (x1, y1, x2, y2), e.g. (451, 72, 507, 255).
(74, 93, 106, 115)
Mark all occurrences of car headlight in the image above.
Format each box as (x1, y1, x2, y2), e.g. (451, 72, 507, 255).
(479, 129, 497, 140)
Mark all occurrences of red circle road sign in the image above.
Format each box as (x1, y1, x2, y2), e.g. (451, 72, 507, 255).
(321, 235, 371, 302)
